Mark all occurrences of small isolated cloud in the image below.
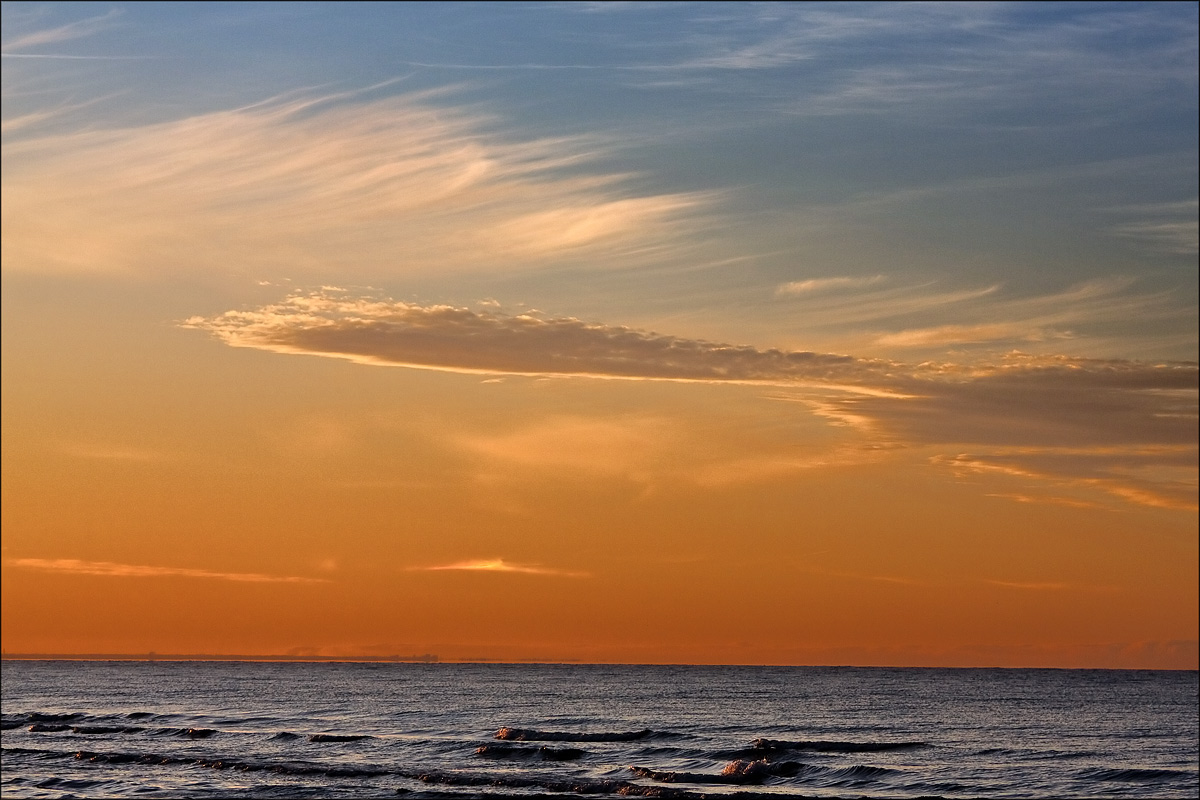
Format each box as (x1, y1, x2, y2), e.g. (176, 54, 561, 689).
(5, 558, 328, 584)
(775, 275, 885, 296)
(413, 559, 586, 577)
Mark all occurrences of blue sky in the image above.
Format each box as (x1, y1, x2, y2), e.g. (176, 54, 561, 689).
(4, 2, 1196, 360)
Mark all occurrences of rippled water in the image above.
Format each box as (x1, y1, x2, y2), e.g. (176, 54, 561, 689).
(2, 662, 1196, 798)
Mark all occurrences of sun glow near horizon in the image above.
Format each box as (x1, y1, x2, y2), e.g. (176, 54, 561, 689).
(1, 2, 1196, 669)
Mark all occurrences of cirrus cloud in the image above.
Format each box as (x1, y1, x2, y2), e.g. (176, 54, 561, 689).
(2, 89, 713, 280)
(775, 275, 886, 296)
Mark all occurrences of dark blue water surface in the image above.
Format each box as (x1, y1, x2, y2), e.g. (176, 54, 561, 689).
(1, 662, 1196, 798)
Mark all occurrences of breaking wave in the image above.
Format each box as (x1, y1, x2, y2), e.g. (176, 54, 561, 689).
(495, 726, 655, 742)
(475, 743, 585, 760)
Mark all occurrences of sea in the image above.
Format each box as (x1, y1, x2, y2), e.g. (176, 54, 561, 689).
(1, 661, 1196, 799)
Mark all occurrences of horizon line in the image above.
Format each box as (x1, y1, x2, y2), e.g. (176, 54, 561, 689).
(2, 654, 1195, 671)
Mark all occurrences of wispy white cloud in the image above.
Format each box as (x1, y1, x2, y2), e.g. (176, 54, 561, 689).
(770, 282, 1003, 328)
(1, 9, 121, 52)
(0, 52, 150, 60)
(775, 275, 885, 296)
(769, 276, 1189, 356)
(935, 450, 1198, 512)
(398, 60, 654, 72)
(0, 95, 119, 133)
(6, 558, 328, 584)
(1109, 216, 1199, 255)
(765, 4, 1197, 120)
(1098, 198, 1198, 254)
(412, 559, 586, 577)
(1, 89, 714, 279)
(984, 492, 1102, 510)
(875, 322, 1071, 348)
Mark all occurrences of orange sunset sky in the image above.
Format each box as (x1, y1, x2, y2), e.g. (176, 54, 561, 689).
(2, 2, 1197, 668)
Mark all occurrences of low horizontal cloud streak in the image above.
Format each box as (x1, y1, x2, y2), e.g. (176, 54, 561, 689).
(414, 559, 585, 577)
(6, 558, 328, 583)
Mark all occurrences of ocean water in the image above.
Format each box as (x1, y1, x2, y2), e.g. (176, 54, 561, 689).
(1, 662, 1196, 798)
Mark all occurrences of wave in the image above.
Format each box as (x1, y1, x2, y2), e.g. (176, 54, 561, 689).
(8, 711, 157, 728)
(404, 767, 708, 798)
(1079, 767, 1196, 782)
(822, 764, 897, 783)
(72, 725, 144, 735)
(4, 745, 699, 797)
(975, 746, 1096, 760)
(752, 737, 926, 753)
(28, 713, 84, 723)
(629, 759, 828, 785)
(475, 743, 585, 760)
(307, 733, 370, 742)
(495, 726, 654, 742)
(631, 760, 778, 785)
(71, 748, 392, 778)
(1, 711, 85, 729)
(629, 759, 900, 787)
(24, 723, 145, 735)
(152, 727, 218, 739)
(2, 747, 71, 759)
(15, 776, 113, 793)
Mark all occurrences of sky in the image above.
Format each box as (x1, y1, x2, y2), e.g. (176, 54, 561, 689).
(2, 1, 1196, 668)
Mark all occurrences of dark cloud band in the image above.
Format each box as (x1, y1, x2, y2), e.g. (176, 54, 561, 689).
(186, 290, 1198, 510)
